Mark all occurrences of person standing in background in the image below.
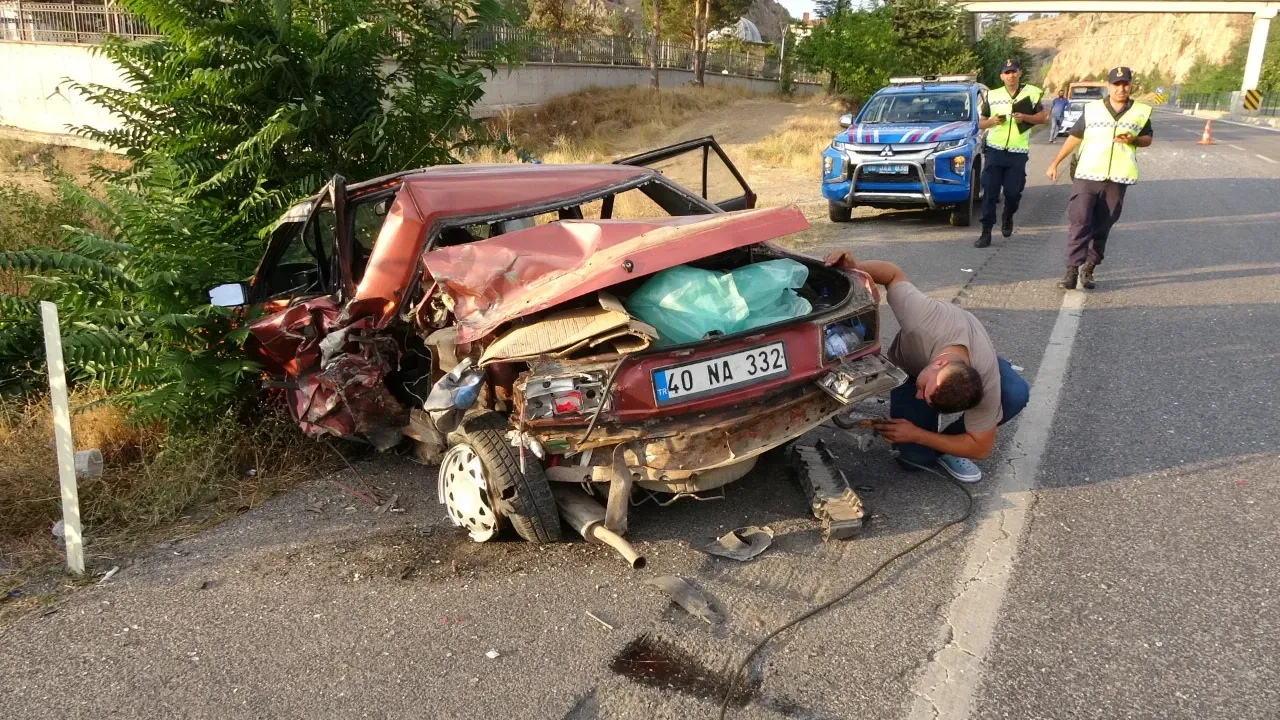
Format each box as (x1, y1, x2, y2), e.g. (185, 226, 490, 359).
(975, 59, 1048, 249)
(1049, 90, 1069, 143)
(1046, 66, 1153, 290)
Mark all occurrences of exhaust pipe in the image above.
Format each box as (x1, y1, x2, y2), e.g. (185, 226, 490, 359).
(552, 488, 646, 569)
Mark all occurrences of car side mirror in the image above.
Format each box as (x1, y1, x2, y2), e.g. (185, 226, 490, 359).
(209, 282, 248, 307)
(838, 114, 853, 128)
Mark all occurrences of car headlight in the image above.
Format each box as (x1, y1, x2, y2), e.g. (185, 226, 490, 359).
(934, 139, 965, 152)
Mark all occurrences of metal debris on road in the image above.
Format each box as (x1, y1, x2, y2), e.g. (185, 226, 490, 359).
(645, 576, 722, 625)
(97, 566, 119, 585)
(690, 526, 774, 561)
(585, 610, 615, 630)
(485, 649, 501, 659)
(375, 493, 400, 514)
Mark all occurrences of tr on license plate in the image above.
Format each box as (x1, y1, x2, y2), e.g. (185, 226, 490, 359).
(653, 342, 788, 406)
(869, 164, 909, 175)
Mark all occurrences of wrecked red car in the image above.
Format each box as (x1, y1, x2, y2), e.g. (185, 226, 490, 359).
(209, 138, 907, 563)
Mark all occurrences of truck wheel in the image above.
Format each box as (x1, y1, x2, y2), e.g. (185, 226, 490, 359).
(949, 167, 979, 227)
(443, 413, 562, 544)
(829, 201, 853, 223)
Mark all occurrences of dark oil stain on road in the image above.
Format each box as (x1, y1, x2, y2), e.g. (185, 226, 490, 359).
(609, 634, 758, 707)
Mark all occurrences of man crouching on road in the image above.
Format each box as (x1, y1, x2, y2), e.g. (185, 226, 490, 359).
(825, 251, 1030, 483)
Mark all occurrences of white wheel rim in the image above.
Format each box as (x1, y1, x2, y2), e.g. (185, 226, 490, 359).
(438, 444, 498, 542)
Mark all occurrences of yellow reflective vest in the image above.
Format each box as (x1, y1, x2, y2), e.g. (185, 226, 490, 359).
(985, 84, 1043, 153)
(1074, 99, 1152, 185)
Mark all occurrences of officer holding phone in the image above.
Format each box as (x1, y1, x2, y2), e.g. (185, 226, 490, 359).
(976, 59, 1047, 248)
(1046, 66, 1153, 290)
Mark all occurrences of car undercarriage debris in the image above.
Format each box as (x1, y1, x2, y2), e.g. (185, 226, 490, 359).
(791, 440, 866, 541)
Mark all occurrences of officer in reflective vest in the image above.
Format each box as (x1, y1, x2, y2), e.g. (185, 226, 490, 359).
(1046, 66, 1153, 290)
(976, 58, 1047, 248)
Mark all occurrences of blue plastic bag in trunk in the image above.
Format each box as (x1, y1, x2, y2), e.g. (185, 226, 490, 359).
(624, 259, 812, 346)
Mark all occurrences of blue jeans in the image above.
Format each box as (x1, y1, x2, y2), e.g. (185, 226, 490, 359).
(890, 357, 1030, 466)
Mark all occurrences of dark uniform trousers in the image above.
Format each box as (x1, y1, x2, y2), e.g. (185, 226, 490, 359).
(980, 148, 1027, 228)
(1065, 179, 1127, 266)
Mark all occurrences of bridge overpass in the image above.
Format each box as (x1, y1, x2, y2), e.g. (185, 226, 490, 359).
(961, 1, 1278, 94)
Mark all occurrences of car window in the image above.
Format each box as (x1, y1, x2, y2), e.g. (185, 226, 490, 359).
(350, 194, 393, 283)
(860, 92, 971, 124)
(258, 207, 336, 299)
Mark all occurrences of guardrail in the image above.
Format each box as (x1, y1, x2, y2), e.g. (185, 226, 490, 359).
(0, 2, 818, 84)
(1178, 90, 1279, 117)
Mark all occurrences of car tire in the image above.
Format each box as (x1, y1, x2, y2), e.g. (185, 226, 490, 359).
(829, 201, 853, 223)
(949, 164, 979, 227)
(451, 412, 562, 544)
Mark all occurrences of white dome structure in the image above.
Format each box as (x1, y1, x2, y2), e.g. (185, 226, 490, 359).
(710, 17, 764, 44)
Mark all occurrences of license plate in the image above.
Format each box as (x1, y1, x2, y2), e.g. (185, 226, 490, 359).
(867, 164, 909, 175)
(653, 342, 788, 406)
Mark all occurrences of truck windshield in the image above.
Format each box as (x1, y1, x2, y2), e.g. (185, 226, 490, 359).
(1070, 86, 1106, 101)
(859, 92, 970, 124)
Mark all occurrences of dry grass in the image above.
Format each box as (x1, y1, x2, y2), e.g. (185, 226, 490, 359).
(0, 394, 333, 584)
(0, 137, 127, 196)
(743, 97, 844, 176)
(481, 84, 761, 163)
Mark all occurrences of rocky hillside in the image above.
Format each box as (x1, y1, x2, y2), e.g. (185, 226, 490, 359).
(1012, 12, 1250, 89)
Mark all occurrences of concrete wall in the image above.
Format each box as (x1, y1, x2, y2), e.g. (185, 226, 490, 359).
(477, 63, 818, 116)
(0, 41, 815, 145)
(0, 41, 131, 148)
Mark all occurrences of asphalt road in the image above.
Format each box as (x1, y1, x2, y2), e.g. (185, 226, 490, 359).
(2, 113, 1278, 720)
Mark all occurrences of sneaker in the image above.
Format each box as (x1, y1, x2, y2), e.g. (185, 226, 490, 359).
(937, 454, 983, 483)
(1080, 260, 1097, 289)
(1058, 265, 1078, 290)
(975, 226, 992, 248)
(1001, 214, 1014, 238)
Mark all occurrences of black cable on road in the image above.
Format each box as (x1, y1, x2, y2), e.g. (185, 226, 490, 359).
(718, 475, 976, 719)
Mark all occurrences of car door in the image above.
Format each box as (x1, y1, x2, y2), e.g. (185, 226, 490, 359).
(614, 136, 757, 212)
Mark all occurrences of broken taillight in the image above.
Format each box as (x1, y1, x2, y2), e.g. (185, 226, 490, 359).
(522, 373, 606, 420)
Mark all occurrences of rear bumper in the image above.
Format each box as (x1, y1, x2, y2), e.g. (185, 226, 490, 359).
(533, 353, 907, 481)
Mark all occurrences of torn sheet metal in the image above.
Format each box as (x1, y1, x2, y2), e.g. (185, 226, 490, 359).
(249, 297, 408, 449)
(690, 526, 774, 561)
(479, 292, 658, 365)
(645, 576, 722, 625)
(792, 441, 865, 541)
(422, 206, 810, 343)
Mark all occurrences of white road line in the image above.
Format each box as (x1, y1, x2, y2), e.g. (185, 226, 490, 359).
(1230, 144, 1247, 151)
(1257, 154, 1279, 164)
(908, 290, 1086, 720)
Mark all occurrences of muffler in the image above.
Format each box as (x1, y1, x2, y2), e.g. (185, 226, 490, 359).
(552, 487, 646, 569)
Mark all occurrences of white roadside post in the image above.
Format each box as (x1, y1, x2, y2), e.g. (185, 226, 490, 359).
(40, 301, 85, 575)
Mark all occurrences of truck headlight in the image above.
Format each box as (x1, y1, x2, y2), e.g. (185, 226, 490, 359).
(934, 139, 965, 152)
(832, 139, 850, 151)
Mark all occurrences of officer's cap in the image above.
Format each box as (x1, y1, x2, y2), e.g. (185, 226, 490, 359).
(1000, 58, 1021, 73)
(1108, 66, 1133, 84)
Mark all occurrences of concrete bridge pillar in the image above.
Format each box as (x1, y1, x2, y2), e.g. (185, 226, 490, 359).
(1242, 9, 1276, 91)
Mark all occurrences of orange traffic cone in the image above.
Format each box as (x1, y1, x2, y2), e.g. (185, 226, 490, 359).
(1198, 120, 1214, 145)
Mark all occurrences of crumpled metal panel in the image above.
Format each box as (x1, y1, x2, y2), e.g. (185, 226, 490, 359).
(249, 297, 408, 448)
(352, 164, 658, 324)
(422, 206, 810, 343)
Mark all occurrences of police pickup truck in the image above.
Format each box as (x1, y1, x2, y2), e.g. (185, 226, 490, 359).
(821, 75, 987, 225)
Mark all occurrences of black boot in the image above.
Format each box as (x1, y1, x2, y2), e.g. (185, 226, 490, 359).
(1058, 265, 1079, 290)
(975, 226, 992, 248)
(1080, 260, 1097, 289)
(1001, 212, 1014, 238)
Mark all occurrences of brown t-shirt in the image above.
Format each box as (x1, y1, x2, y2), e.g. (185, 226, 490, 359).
(885, 282, 1002, 431)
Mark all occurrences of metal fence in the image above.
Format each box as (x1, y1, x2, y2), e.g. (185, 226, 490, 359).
(1177, 91, 1280, 117)
(0, 2, 818, 84)
(0, 1, 154, 43)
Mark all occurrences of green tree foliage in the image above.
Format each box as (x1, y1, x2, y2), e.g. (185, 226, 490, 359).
(813, 0, 852, 19)
(796, 6, 898, 103)
(527, 0, 598, 34)
(1181, 21, 1280, 94)
(2, 0, 514, 424)
(973, 13, 1034, 87)
(69, 0, 514, 236)
(889, 0, 976, 76)
(0, 169, 259, 421)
